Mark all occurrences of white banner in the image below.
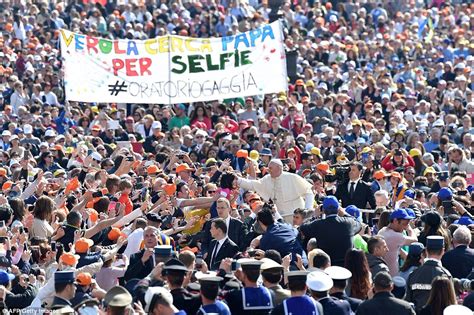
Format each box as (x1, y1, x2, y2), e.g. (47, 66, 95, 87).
(60, 21, 288, 104)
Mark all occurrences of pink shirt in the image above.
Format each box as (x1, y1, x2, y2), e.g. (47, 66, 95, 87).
(378, 227, 409, 276)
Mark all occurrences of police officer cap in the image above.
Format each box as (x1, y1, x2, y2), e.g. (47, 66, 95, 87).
(238, 258, 263, 271)
(162, 258, 188, 273)
(53, 306, 75, 314)
(54, 271, 76, 284)
(306, 270, 333, 292)
(154, 245, 173, 257)
(443, 305, 472, 315)
(199, 276, 223, 290)
(260, 258, 283, 271)
(426, 235, 444, 250)
(186, 282, 201, 293)
(195, 271, 218, 280)
(285, 271, 309, 283)
(104, 286, 133, 307)
(325, 266, 352, 280)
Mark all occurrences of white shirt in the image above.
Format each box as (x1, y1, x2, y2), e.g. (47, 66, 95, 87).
(210, 237, 227, 263)
(224, 216, 231, 232)
(348, 179, 360, 194)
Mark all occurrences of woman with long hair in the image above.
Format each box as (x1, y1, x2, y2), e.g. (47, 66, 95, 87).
(398, 242, 424, 281)
(190, 104, 212, 130)
(30, 196, 56, 239)
(345, 249, 373, 300)
(419, 277, 457, 315)
(417, 211, 451, 252)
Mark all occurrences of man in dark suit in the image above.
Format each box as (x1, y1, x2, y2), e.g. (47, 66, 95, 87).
(356, 272, 415, 315)
(300, 196, 362, 266)
(124, 226, 164, 282)
(441, 225, 474, 279)
(335, 162, 376, 209)
(205, 218, 239, 270)
(202, 197, 247, 252)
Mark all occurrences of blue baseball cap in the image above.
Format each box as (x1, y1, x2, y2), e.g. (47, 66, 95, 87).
(467, 185, 474, 194)
(345, 205, 362, 222)
(404, 190, 415, 199)
(322, 196, 339, 212)
(390, 208, 415, 221)
(438, 188, 453, 201)
(406, 209, 416, 218)
(408, 242, 425, 256)
(0, 270, 15, 285)
(455, 217, 474, 226)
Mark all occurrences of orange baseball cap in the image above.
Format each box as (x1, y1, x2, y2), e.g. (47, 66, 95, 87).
(60, 253, 80, 266)
(236, 149, 248, 158)
(180, 246, 198, 253)
(176, 163, 193, 173)
(88, 209, 99, 223)
(147, 165, 160, 175)
(390, 171, 402, 180)
(2, 181, 13, 191)
(0, 168, 7, 177)
(163, 183, 177, 196)
(316, 162, 330, 173)
(91, 125, 101, 132)
(75, 238, 94, 253)
(107, 227, 121, 241)
(76, 272, 93, 286)
(373, 170, 388, 180)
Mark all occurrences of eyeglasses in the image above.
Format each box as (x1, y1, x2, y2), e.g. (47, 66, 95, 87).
(207, 190, 216, 194)
(97, 148, 105, 151)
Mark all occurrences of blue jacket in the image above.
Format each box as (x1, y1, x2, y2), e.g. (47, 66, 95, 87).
(260, 222, 305, 263)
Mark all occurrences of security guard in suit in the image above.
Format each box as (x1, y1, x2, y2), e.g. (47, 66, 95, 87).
(50, 271, 76, 310)
(272, 271, 324, 315)
(405, 236, 452, 313)
(225, 259, 276, 315)
(307, 270, 352, 315)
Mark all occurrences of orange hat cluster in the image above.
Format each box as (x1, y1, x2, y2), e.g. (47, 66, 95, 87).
(75, 238, 94, 253)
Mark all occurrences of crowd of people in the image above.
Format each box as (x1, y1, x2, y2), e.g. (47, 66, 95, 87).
(0, 0, 474, 314)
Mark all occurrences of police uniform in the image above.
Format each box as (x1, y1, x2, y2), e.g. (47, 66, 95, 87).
(51, 296, 73, 310)
(307, 270, 352, 315)
(272, 271, 323, 315)
(225, 259, 275, 315)
(50, 271, 75, 310)
(405, 236, 451, 312)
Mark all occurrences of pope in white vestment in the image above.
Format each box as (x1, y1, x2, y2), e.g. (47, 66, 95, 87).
(237, 159, 315, 222)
